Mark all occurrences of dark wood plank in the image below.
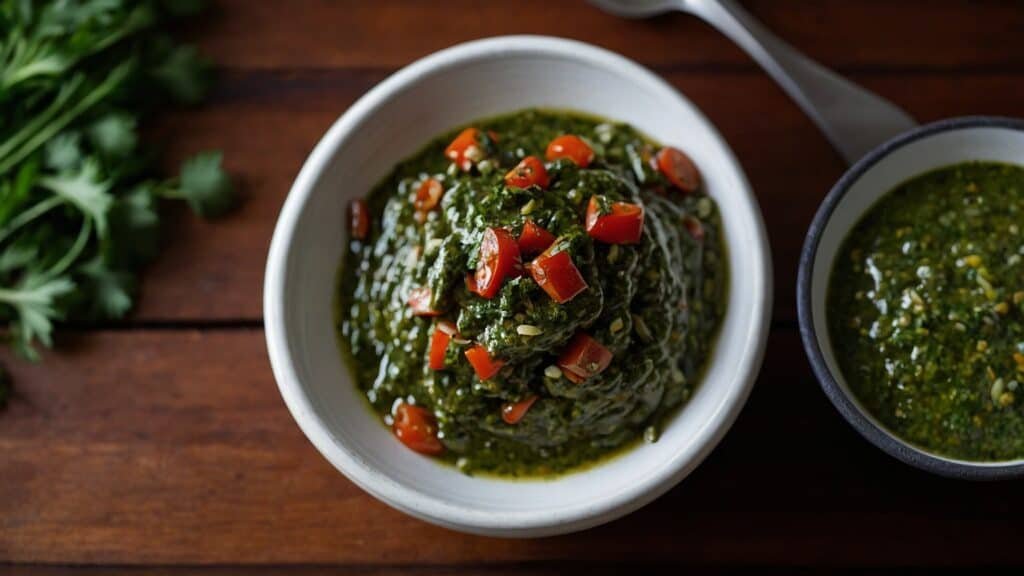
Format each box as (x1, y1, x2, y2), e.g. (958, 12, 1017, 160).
(2, 329, 1022, 565)
(138, 71, 1024, 322)
(0, 567, 949, 576)
(189, 0, 1024, 72)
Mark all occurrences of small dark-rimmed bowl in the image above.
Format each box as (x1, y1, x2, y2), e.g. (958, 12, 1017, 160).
(798, 116, 1024, 480)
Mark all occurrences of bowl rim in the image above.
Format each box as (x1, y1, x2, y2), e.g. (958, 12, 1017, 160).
(797, 115, 1024, 480)
(265, 34, 773, 535)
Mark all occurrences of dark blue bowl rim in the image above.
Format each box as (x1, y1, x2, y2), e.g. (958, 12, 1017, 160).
(797, 115, 1024, 480)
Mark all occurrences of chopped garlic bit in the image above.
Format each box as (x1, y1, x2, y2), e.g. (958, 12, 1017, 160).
(516, 324, 543, 336)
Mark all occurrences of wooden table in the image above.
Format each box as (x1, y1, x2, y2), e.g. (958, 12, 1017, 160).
(3, 1, 1023, 573)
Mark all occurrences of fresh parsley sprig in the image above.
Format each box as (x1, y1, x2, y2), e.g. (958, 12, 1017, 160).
(0, 0, 234, 365)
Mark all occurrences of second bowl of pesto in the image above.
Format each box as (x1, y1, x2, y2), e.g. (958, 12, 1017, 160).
(266, 35, 771, 537)
(799, 116, 1024, 479)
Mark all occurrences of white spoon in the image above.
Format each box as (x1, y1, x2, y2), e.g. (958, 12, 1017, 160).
(589, 0, 917, 165)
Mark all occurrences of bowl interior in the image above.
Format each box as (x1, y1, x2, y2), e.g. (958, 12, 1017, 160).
(806, 120, 1024, 471)
(266, 37, 771, 534)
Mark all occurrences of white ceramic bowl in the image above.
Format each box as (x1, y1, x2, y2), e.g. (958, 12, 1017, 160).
(799, 116, 1024, 479)
(265, 35, 772, 536)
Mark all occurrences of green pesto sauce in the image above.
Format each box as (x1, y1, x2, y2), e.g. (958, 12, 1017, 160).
(338, 109, 727, 476)
(828, 162, 1024, 461)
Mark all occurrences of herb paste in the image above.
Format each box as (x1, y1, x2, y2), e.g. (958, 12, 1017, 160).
(829, 162, 1024, 461)
(338, 109, 727, 476)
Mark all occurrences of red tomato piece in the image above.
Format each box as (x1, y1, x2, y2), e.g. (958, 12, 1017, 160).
(414, 178, 444, 214)
(682, 215, 705, 241)
(656, 146, 701, 193)
(517, 220, 556, 257)
(349, 198, 369, 240)
(464, 272, 482, 296)
(504, 156, 549, 189)
(501, 395, 538, 425)
(393, 403, 444, 455)
(546, 134, 594, 167)
(561, 367, 585, 384)
(445, 127, 483, 171)
(557, 332, 613, 381)
(474, 227, 522, 299)
(465, 344, 505, 381)
(407, 286, 441, 317)
(429, 320, 458, 370)
(527, 245, 587, 304)
(585, 196, 645, 244)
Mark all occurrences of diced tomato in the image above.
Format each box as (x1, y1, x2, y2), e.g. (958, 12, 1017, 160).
(445, 127, 483, 171)
(504, 156, 549, 189)
(656, 146, 701, 193)
(349, 198, 369, 240)
(463, 273, 483, 296)
(465, 344, 505, 381)
(408, 286, 441, 316)
(414, 178, 444, 214)
(527, 244, 587, 303)
(429, 320, 458, 370)
(501, 395, 538, 425)
(517, 220, 556, 257)
(585, 196, 645, 244)
(393, 403, 444, 455)
(557, 332, 613, 381)
(474, 227, 522, 299)
(682, 215, 705, 241)
(546, 135, 594, 167)
(561, 367, 585, 384)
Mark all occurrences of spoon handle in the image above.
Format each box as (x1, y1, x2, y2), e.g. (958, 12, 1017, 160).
(685, 0, 917, 165)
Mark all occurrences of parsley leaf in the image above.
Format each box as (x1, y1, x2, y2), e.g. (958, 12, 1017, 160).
(78, 255, 134, 319)
(88, 113, 137, 158)
(165, 151, 235, 218)
(151, 43, 210, 104)
(0, 268, 75, 358)
(44, 132, 83, 171)
(37, 159, 113, 237)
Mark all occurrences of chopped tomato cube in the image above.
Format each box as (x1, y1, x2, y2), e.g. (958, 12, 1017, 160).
(408, 286, 441, 316)
(464, 272, 483, 296)
(585, 196, 645, 244)
(429, 320, 458, 370)
(527, 244, 587, 303)
(561, 367, 585, 384)
(393, 403, 444, 455)
(682, 215, 705, 241)
(474, 227, 522, 299)
(517, 220, 556, 257)
(349, 198, 369, 240)
(557, 332, 613, 381)
(504, 156, 549, 189)
(445, 127, 483, 171)
(465, 344, 505, 381)
(414, 178, 444, 214)
(501, 395, 538, 425)
(656, 146, 701, 193)
(546, 134, 594, 167)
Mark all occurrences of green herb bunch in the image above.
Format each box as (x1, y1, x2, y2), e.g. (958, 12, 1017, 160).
(0, 0, 232, 361)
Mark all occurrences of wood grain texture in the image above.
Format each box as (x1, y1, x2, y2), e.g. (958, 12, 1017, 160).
(4, 0, 1024, 572)
(188, 0, 1024, 71)
(3, 330, 1023, 566)
(138, 71, 1024, 322)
